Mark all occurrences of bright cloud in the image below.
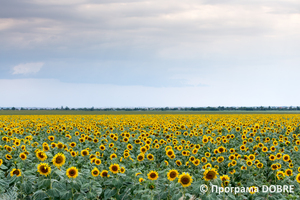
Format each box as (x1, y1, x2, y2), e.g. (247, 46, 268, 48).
(12, 62, 44, 75)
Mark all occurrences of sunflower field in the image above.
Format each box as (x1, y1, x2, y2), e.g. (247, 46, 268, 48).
(1, 114, 300, 200)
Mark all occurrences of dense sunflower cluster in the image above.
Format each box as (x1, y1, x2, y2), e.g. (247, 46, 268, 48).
(1, 114, 300, 199)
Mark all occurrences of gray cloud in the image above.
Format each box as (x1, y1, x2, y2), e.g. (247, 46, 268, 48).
(0, 0, 300, 89)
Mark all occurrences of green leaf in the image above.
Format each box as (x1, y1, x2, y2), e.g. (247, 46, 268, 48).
(0, 179, 8, 189)
(104, 188, 117, 199)
(38, 179, 51, 189)
(61, 191, 72, 200)
(32, 190, 48, 200)
(0, 165, 8, 170)
(21, 182, 33, 195)
(73, 193, 85, 200)
(46, 188, 60, 198)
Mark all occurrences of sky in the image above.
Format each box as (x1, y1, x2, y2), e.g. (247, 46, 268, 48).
(1, 0, 300, 108)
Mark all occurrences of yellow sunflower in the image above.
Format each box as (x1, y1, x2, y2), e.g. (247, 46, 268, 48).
(203, 168, 218, 181)
(52, 153, 66, 168)
(147, 171, 159, 180)
(37, 163, 51, 176)
(296, 174, 300, 183)
(19, 153, 27, 160)
(147, 154, 155, 161)
(66, 167, 78, 179)
(167, 169, 179, 181)
(36, 151, 47, 161)
(109, 163, 120, 174)
(137, 154, 144, 162)
(81, 149, 89, 157)
(139, 177, 144, 182)
(100, 170, 110, 177)
(10, 168, 22, 177)
(91, 167, 100, 177)
(178, 172, 193, 187)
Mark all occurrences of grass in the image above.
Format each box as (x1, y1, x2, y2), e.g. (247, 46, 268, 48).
(1, 110, 300, 115)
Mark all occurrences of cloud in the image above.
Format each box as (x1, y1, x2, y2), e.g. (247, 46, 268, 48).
(12, 62, 44, 75)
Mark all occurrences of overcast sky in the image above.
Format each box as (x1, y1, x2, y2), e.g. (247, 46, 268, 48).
(1, 0, 300, 107)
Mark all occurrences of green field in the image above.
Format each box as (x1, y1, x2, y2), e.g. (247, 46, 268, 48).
(1, 110, 300, 115)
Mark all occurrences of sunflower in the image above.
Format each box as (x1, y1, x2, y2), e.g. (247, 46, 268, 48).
(147, 171, 159, 180)
(91, 167, 100, 177)
(69, 142, 76, 148)
(262, 147, 268, 152)
(203, 168, 218, 181)
(71, 151, 77, 157)
(166, 149, 174, 157)
(66, 167, 78, 179)
(283, 154, 290, 162)
(139, 178, 144, 182)
(110, 153, 117, 160)
(37, 163, 51, 176)
(167, 169, 179, 181)
(176, 160, 182, 166)
(217, 156, 224, 163)
(36, 151, 47, 161)
(276, 153, 282, 159)
(140, 146, 147, 154)
(100, 170, 110, 177)
(81, 149, 89, 157)
(120, 167, 126, 173)
(109, 163, 120, 174)
(249, 186, 258, 194)
(193, 159, 200, 166)
(95, 158, 101, 165)
(178, 172, 193, 187)
(285, 169, 293, 176)
(201, 157, 207, 163)
(52, 153, 66, 168)
(296, 174, 300, 183)
(19, 153, 27, 160)
(269, 154, 276, 161)
(246, 161, 252, 166)
(220, 175, 230, 182)
(99, 145, 105, 151)
(257, 162, 263, 168)
(57, 142, 64, 149)
(276, 171, 285, 180)
(10, 168, 22, 177)
(48, 136, 55, 141)
(137, 154, 144, 162)
(147, 154, 154, 161)
(271, 164, 278, 170)
(164, 160, 169, 166)
(0, 159, 3, 166)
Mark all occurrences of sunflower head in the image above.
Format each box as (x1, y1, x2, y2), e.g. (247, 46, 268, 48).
(167, 169, 179, 181)
(100, 170, 110, 177)
(37, 163, 51, 176)
(19, 153, 27, 160)
(109, 163, 120, 174)
(10, 168, 22, 177)
(36, 151, 47, 161)
(147, 171, 159, 181)
(296, 174, 300, 183)
(137, 154, 144, 162)
(66, 167, 79, 179)
(91, 167, 100, 177)
(52, 153, 66, 168)
(178, 172, 193, 187)
(203, 168, 218, 181)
